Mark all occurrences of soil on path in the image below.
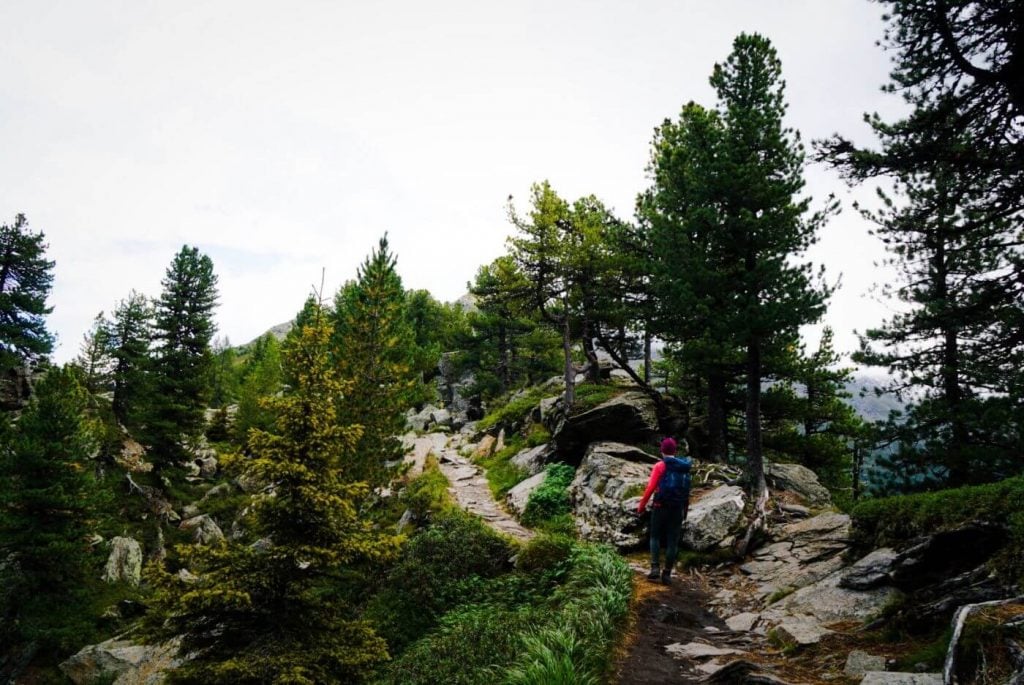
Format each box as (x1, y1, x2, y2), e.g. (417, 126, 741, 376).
(616, 566, 736, 684)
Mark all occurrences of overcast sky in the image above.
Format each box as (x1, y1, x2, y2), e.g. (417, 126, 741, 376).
(1, 0, 905, 363)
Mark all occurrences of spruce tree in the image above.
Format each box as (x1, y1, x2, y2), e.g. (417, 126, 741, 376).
(74, 312, 115, 397)
(0, 366, 109, 652)
(233, 333, 283, 447)
(331, 236, 416, 488)
(0, 213, 54, 372)
(147, 246, 219, 463)
(145, 308, 400, 684)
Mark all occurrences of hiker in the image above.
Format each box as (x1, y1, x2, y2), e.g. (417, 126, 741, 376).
(636, 437, 692, 585)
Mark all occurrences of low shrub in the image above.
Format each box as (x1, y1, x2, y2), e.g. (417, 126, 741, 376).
(850, 475, 1024, 582)
(477, 387, 550, 433)
(521, 464, 575, 527)
(477, 441, 529, 499)
(569, 383, 626, 416)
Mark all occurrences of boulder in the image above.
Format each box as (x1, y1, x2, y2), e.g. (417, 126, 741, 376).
(860, 674, 942, 685)
(196, 455, 218, 479)
(116, 437, 152, 473)
(474, 435, 497, 458)
(436, 352, 478, 427)
(681, 485, 745, 552)
(763, 569, 903, 626)
(552, 391, 659, 462)
(840, 547, 899, 590)
(102, 537, 143, 587)
(772, 616, 832, 646)
(725, 612, 760, 632)
(509, 444, 554, 476)
(0, 363, 33, 410)
(764, 462, 832, 506)
(179, 514, 225, 545)
(406, 404, 442, 432)
(743, 513, 852, 597)
(506, 472, 548, 517)
(845, 651, 887, 678)
(60, 638, 181, 685)
(568, 442, 651, 548)
(888, 524, 1007, 590)
(404, 432, 448, 477)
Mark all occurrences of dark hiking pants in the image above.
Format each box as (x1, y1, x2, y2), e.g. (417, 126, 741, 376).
(649, 504, 685, 570)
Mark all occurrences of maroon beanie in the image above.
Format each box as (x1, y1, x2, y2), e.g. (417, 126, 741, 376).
(660, 437, 677, 456)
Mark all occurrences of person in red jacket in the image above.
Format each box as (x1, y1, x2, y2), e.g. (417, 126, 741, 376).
(637, 437, 692, 585)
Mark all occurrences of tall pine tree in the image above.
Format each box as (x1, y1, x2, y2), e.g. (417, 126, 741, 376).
(0, 214, 54, 373)
(146, 246, 219, 464)
(109, 290, 154, 429)
(644, 35, 833, 513)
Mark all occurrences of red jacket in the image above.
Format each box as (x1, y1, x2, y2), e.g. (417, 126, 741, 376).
(637, 460, 667, 513)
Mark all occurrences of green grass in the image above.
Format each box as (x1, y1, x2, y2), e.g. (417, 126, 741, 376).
(372, 527, 632, 685)
(569, 383, 627, 416)
(477, 387, 552, 432)
(477, 440, 530, 499)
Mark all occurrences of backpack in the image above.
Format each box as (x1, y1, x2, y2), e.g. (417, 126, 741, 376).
(654, 456, 692, 507)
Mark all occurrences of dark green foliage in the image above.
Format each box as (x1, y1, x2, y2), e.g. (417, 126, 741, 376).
(0, 213, 54, 371)
(642, 34, 833, 494)
(400, 458, 454, 521)
(0, 366, 110, 652)
(109, 290, 153, 428)
(819, 1, 1024, 491)
(850, 476, 1024, 582)
(332, 236, 417, 488)
(405, 289, 464, 406)
(146, 246, 219, 463)
(366, 509, 515, 654)
(207, 337, 240, 409)
(231, 333, 282, 447)
(375, 533, 630, 685)
(476, 441, 530, 499)
(145, 309, 401, 684)
(521, 464, 575, 527)
(458, 256, 561, 402)
(762, 328, 867, 494)
(73, 312, 115, 397)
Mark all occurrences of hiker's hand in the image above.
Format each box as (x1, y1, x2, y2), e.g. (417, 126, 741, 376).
(637, 504, 646, 516)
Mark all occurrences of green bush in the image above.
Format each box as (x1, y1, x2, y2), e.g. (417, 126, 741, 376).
(522, 464, 575, 527)
(570, 383, 626, 415)
(850, 475, 1024, 582)
(477, 387, 550, 432)
(366, 510, 515, 653)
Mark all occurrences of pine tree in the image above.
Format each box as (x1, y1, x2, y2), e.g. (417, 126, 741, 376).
(0, 366, 109, 652)
(145, 308, 400, 684)
(0, 214, 54, 372)
(109, 290, 153, 428)
(233, 333, 283, 446)
(644, 35, 833, 510)
(147, 246, 219, 463)
(74, 312, 115, 397)
(331, 236, 416, 487)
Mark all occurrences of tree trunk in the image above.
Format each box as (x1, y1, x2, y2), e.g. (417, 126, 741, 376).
(643, 328, 652, 385)
(707, 370, 728, 462)
(744, 339, 766, 500)
(581, 323, 601, 383)
(735, 338, 768, 558)
(562, 315, 575, 412)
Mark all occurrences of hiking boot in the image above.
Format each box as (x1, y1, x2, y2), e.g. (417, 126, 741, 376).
(646, 565, 660, 580)
(660, 568, 672, 585)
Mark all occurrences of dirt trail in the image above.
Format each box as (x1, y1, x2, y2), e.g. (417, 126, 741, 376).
(433, 433, 534, 542)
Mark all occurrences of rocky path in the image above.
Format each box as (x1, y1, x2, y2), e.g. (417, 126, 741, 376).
(432, 433, 535, 542)
(615, 565, 779, 685)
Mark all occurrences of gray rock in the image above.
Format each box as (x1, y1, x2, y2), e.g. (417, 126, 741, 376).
(665, 641, 745, 660)
(765, 462, 832, 506)
(538, 395, 562, 425)
(509, 444, 554, 476)
(568, 442, 651, 548)
(725, 612, 760, 632)
(60, 638, 181, 685)
(860, 673, 942, 685)
(681, 485, 746, 552)
(552, 391, 659, 461)
(845, 650, 887, 678)
(745, 513, 853, 597)
(764, 569, 903, 625)
(179, 514, 225, 545)
(772, 616, 832, 646)
(430, 407, 452, 429)
(506, 472, 548, 517)
(407, 404, 442, 432)
(0, 363, 34, 410)
(841, 548, 899, 590)
(102, 537, 143, 587)
(196, 455, 218, 478)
